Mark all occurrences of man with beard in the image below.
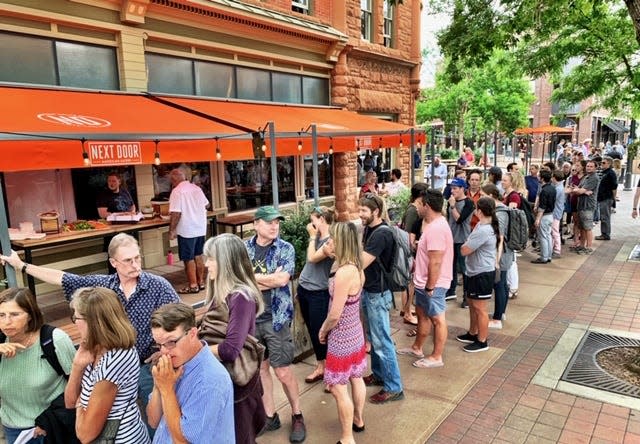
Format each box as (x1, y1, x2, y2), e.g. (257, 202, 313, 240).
(96, 172, 136, 218)
(572, 160, 600, 254)
(359, 193, 404, 404)
(397, 189, 453, 369)
(447, 177, 475, 307)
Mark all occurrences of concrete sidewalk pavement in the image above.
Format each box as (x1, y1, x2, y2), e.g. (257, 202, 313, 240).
(259, 186, 640, 444)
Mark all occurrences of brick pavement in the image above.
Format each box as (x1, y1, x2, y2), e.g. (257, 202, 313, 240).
(428, 188, 640, 444)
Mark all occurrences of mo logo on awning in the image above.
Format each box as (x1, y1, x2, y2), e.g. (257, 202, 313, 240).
(37, 113, 111, 127)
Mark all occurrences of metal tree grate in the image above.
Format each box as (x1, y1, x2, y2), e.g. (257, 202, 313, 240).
(561, 331, 640, 398)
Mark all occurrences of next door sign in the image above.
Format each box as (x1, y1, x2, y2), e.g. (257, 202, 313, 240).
(88, 142, 143, 166)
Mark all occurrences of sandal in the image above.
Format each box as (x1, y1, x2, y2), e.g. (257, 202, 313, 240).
(177, 286, 200, 294)
(406, 329, 417, 337)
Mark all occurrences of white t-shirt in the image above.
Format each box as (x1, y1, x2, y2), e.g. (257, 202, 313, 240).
(385, 180, 406, 197)
(169, 181, 209, 238)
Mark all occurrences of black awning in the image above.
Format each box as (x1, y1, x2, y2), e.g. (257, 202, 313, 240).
(601, 119, 630, 133)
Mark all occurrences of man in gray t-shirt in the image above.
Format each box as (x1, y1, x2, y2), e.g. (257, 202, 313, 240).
(446, 178, 475, 306)
(573, 160, 600, 254)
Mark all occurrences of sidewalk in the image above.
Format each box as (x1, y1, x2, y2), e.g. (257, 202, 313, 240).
(260, 187, 640, 444)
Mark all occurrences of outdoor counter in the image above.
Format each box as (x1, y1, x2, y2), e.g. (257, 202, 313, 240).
(11, 212, 221, 294)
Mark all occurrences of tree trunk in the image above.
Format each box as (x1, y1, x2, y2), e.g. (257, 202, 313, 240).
(625, 0, 640, 47)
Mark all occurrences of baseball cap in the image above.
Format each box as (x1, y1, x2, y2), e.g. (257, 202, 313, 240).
(254, 206, 285, 222)
(450, 178, 467, 188)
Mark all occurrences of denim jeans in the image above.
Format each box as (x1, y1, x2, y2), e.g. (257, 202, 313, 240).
(492, 270, 509, 320)
(361, 289, 403, 393)
(598, 198, 613, 237)
(3, 426, 44, 444)
(139, 362, 155, 439)
(448, 243, 467, 296)
(538, 214, 553, 261)
(297, 285, 329, 361)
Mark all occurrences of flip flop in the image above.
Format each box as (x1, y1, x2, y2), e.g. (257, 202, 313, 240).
(412, 358, 444, 369)
(406, 329, 417, 337)
(403, 317, 418, 326)
(177, 286, 200, 294)
(396, 347, 424, 358)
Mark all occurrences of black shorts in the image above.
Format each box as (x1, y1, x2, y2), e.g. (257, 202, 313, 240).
(466, 271, 495, 300)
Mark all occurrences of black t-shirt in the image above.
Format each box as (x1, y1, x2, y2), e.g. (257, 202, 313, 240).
(96, 188, 134, 213)
(363, 223, 394, 293)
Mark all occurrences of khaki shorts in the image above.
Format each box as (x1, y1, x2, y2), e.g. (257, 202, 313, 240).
(255, 321, 294, 368)
(578, 210, 594, 230)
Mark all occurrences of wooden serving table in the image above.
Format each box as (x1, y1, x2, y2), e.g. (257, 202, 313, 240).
(216, 213, 255, 238)
(11, 212, 221, 294)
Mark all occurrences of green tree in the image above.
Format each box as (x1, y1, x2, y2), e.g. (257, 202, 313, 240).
(434, 0, 640, 116)
(417, 50, 534, 150)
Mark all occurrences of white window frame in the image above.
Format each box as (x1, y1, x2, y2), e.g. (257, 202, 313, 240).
(361, 0, 372, 41)
(292, 0, 309, 14)
(383, 0, 394, 47)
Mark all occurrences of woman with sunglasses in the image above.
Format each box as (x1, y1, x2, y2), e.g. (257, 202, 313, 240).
(65, 287, 149, 443)
(202, 233, 266, 444)
(298, 206, 336, 385)
(0, 288, 76, 444)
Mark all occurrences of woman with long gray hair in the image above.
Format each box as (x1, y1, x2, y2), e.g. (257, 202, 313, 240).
(202, 233, 266, 444)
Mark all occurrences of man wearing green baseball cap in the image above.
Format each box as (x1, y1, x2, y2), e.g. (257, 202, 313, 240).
(244, 206, 306, 442)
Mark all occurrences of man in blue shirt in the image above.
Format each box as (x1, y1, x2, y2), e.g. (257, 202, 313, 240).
(148, 303, 234, 444)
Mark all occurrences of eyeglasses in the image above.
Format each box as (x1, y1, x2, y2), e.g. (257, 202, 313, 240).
(112, 255, 143, 266)
(152, 331, 189, 351)
(70, 314, 85, 323)
(0, 312, 27, 321)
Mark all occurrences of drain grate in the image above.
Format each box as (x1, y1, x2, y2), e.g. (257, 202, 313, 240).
(561, 331, 640, 397)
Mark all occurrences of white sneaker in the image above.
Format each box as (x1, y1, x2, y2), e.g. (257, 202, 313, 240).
(488, 320, 503, 329)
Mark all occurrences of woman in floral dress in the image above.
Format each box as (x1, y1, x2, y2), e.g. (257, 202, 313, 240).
(319, 221, 367, 444)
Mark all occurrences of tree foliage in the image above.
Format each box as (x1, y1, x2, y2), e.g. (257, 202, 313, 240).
(417, 50, 534, 144)
(432, 0, 640, 116)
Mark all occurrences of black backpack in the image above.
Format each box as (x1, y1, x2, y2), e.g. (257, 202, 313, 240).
(0, 324, 68, 379)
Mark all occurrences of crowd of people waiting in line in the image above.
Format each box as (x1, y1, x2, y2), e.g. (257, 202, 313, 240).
(0, 137, 627, 444)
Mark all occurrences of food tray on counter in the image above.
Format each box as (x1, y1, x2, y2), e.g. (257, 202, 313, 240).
(106, 212, 144, 224)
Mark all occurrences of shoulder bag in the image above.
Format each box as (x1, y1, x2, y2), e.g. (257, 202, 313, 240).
(198, 297, 265, 387)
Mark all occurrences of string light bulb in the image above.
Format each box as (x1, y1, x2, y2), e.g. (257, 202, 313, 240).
(153, 140, 161, 166)
(297, 139, 303, 151)
(399, 134, 403, 149)
(81, 139, 91, 167)
(261, 141, 267, 152)
(215, 138, 221, 160)
(329, 137, 334, 155)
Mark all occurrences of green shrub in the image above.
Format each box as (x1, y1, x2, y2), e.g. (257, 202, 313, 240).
(386, 187, 410, 225)
(439, 148, 457, 160)
(279, 205, 313, 276)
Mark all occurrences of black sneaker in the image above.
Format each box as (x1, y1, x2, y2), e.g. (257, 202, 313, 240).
(456, 332, 477, 344)
(463, 340, 489, 353)
(289, 413, 306, 443)
(444, 293, 457, 301)
(264, 412, 281, 431)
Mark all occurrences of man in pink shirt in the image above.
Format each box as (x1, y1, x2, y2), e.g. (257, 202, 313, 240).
(396, 189, 454, 368)
(169, 167, 210, 294)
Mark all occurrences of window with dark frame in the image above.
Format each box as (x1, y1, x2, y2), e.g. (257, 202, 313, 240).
(224, 158, 296, 211)
(0, 32, 119, 90)
(146, 53, 329, 105)
(303, 154, 334, 199)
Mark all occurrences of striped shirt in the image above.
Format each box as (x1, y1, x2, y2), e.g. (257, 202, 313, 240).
(79, 348, 149, 444)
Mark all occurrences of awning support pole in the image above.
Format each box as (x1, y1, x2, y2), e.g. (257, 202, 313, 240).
(410, 128, 415, 186)
(311, 124, 320, 206)
(0, 175, 16, 288)
(269, 121, 279, 209)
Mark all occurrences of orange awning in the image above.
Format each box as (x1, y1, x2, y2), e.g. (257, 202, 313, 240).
(515, 125, 573, 135)
(0, 85, 251, 172)
(155, 95, 424, 156)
